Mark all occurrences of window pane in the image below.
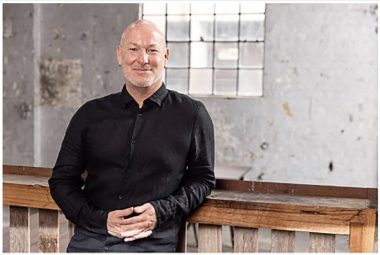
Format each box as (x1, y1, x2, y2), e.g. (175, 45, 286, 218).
(240, 14, 265, 41)
(143, 3, 166, 15)
(238, 69, 263, 96)
(215, 2, 239, 14)
(167, 16, 190, 41)
(189, 69, 213, 95)
(143, 16, 166, 35)
(191, 2, 214, 14)
(167, 43, 189, 68)
(191, 15, 214, 41)
(240, 3, 266, 13)
(191, 42, 213, 68)
(166, 68, 188, 93)
(215, 15, 239, 41)
(214, 43, 238, 68)
(167, 3, 190, 14)
(214, 69, 237, 96)
(239, 42, 264, 68)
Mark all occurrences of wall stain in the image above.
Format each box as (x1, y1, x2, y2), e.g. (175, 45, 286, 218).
(257, 173, 265, 180)
(15, 102, 32, 119)
(329, 161, 334, 172)
(349, 114, 354, 122)
(260, 142, 269, 150)
(40, 58, 82, 107)
(243, 151, 255, 160)
(283, 101, 294, 117)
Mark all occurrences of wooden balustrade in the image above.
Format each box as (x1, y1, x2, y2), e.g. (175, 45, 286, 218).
(3, 165, 378, 252)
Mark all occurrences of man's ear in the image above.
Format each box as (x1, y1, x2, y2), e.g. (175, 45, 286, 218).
(116, 46, 122, 66)
(165, 48, 170, 65)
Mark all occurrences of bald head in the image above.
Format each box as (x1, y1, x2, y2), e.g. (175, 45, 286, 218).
(119, 20, 166, 48)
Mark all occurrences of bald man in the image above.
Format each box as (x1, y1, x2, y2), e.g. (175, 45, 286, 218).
(49, 20, 215, 252)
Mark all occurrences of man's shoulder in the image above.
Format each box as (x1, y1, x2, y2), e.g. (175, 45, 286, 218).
(166, 89, 205, 112)
(73, 91, 120, 118)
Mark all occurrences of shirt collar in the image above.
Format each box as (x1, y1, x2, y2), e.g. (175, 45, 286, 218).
(120, 83, 168, 108)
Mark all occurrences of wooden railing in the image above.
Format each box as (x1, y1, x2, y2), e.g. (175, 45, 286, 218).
(3, 165, 378, 252)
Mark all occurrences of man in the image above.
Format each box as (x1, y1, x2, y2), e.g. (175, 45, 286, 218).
(48, 20, 215, 252)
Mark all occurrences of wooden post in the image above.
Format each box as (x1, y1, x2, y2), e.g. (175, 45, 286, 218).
(9, 206, 30, 252)
(233, 227, 258, 252)
(38, 209, 59, 252)
(309, 233, 336, 252)
(349, 210, 376, 252)
(271, 230, 295, 252)
(198, 224, 222, 252)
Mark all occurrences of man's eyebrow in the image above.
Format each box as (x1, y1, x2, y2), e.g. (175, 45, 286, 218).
(124, 43, 162, 48)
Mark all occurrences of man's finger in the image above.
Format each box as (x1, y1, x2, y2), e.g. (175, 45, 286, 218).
(133, 203, 150, 214)
(124, 230, 153, 242)
(121, 228, 144, 238)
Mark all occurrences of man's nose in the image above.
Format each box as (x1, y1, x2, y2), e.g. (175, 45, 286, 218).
(137, 51, 149, 64)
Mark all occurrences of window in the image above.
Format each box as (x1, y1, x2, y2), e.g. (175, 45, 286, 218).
(142, 2, 265, 97)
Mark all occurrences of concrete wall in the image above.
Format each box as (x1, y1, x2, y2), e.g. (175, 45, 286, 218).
(3, 3, 378, 187)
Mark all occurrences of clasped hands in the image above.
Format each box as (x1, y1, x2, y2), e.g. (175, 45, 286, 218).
(107, 203, 157, 242)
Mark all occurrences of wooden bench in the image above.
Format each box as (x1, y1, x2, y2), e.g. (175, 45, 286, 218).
(3, 165, 377, 252)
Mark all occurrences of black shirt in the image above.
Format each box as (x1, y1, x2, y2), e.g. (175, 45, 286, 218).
(48, 84, 215, 251)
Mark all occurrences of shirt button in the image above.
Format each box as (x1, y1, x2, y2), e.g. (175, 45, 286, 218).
(132, 140, 136, 144)
(138, 113, 142, 117)
(118, 194, 123, 200)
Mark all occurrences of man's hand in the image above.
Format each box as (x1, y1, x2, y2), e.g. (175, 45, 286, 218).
(106, 203, 157, 242)
(107, 207, 135, 238)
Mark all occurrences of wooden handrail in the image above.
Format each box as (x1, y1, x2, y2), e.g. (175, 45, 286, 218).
(3, 165, 378, 252)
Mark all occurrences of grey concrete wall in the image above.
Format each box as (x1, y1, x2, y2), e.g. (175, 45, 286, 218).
(3, 3, 378, 188)
(3, 4, 34, 166)
(202, 4, 378, 187)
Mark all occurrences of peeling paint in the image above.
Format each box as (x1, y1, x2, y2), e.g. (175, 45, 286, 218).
(4, 18, 13, 38)
(15, 102, 32, 119)
(282, 102, 294, 117)
(40, 58, 82, 107)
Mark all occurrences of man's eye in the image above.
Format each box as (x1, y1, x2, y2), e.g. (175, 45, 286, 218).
(129, 48, 137, 52)
(148, 49, 159, 53)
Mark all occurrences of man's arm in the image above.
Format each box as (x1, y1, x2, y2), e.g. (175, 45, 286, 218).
(48, 104, 109, 234)
(149, 101, 215, 227)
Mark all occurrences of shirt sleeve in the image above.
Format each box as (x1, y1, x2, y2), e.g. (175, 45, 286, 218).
(48, 104, 109, 235)
(150, 101, 215, 226)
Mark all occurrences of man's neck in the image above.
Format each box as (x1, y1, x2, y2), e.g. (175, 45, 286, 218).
(125, 82, 162, 108)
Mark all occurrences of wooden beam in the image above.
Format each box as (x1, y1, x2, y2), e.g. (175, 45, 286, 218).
(271, 230, 295, 252)
(4, 182, 60, 210)
(198, 224, 222, 252)
(309, 233, 336, 252)
(349, 210, 376, 252)
(3, 165, 52, 177)
(9, 206, 30, 252)
(39, 209, 59, 252)
(233, 227, 258, 252)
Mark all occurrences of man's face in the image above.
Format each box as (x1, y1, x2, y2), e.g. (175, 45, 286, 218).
(116, 23, 169, 89)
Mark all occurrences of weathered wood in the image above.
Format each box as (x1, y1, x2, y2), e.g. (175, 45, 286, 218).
(233, 227, 258, 252)
(198, 224, 222, 252)
(271, 230, 295, 252)
(4, 165, 52, 177)
(176, 221, 187, 252)
(9, 206, 30, 252)
(39, 209, 59, 252)
(349, 210, 376, 252)
(3, 182, 60, 210)
(309, 233, 336, 252)
(216, 179, 377, 201)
